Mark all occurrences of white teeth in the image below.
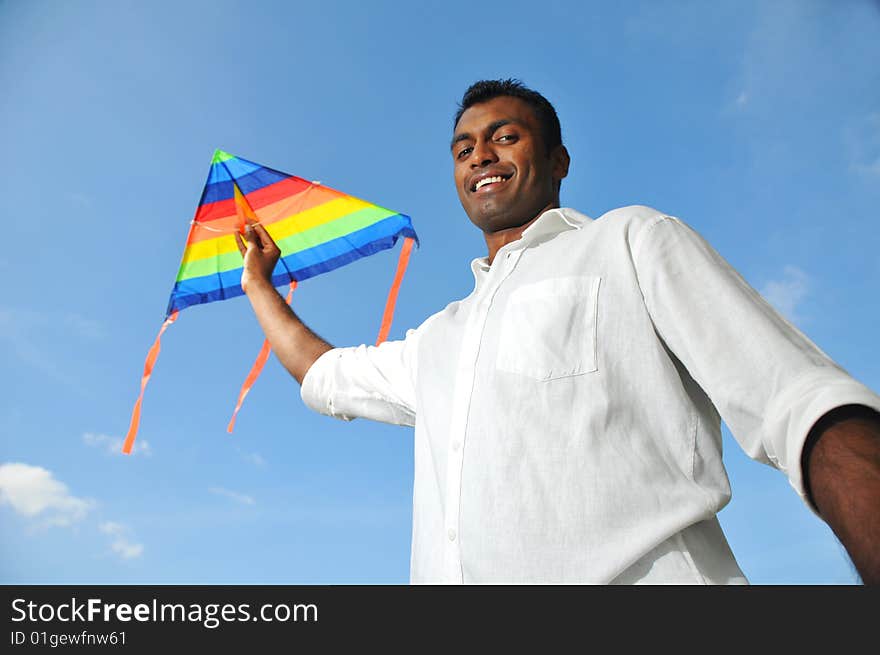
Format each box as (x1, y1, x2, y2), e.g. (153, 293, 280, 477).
(474, 175, 505, 191)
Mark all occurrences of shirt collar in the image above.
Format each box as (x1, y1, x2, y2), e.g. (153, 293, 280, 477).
(470, 207, 592, 277)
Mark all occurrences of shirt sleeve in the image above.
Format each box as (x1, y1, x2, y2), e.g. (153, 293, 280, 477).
(632, 214, 880, 507)
(299, 326, 422, 427)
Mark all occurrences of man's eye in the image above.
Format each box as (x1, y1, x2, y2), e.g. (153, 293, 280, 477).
(457, 147, 472, 159)
(497, 134, 517, 142)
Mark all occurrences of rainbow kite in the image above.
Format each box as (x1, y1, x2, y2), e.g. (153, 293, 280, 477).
(124, 149, 417, 454)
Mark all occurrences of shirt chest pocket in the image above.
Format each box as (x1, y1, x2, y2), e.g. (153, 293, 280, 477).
(495, 276, 601, 381)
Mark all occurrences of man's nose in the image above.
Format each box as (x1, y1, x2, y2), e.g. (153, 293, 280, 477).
(470, 140, 498, 167)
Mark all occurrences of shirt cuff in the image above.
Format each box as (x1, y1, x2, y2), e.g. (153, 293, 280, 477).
(766, 371, 880, 515)
(300, 348, 355, 421)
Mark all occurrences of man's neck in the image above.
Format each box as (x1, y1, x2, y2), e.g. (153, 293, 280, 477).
(483, 202, 558, 265)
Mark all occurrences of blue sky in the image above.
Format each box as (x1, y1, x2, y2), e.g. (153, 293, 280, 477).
(1, 0, 878, 584)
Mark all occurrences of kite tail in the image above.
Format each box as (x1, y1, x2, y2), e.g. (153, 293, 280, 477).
(122, 310, 179, 454)
(375, 236, 415, 346)
(227, 280, 297, 433)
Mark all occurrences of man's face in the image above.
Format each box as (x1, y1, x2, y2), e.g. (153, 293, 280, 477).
(451, 95, 569, 234)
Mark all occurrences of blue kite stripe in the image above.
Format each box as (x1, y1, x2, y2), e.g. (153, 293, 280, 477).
(221, 155, 271, 179)
(166, 216, 417, 316)
(207, 158, 262, 184)
(165, 231, 415, 316)
(284, 225, 417, 282)
(199, 165, 290, 205)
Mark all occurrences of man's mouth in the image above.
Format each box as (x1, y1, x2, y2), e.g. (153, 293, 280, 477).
(471, 174, 512, 192)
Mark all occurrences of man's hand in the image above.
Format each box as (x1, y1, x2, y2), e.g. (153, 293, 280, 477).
(803, 404, 880, 585)
(234, 222, 280, 293)
(233, 221, 333, 385)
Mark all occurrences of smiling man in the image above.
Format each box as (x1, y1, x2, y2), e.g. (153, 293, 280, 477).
(236, 79, 880, 584)
(451, 93, 570, 255)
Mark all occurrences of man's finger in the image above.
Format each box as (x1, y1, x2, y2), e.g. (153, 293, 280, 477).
(244, 223, 263, 250)
(244, 223, 261, 247)
(252, 223, 278, 250)
(233, 231, 247, 256)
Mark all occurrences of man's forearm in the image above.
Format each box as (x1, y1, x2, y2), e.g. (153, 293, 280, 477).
(244, 278, 333, 385)
(802, 404, 880, 585)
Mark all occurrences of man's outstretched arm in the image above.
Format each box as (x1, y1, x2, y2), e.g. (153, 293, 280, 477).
(803, 405, 880, 585)
(630, 213, 880, 585)
(234, 223, 333, 385)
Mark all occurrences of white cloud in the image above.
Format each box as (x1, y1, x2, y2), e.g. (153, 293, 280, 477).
(760, 266, 809, 324)
(0, 462, 93, 527)
(83, 432, 152, 457)
(68, 192, 93, 209)
(0, 310, 79, 387)
(209, 486, 255, 506)
(0, 307, 104, 341)
(99, 521, 144, 560)
(0, 307, 106, 389)
(856, 158, 880, 177)
(847, 112, 880, 178)
(62, 313, 106, 339)
(0, 463, 146, 561)
(234, 445, 267, 467)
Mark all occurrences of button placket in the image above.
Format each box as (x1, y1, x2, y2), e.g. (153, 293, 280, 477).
(441, 251, 522, 583)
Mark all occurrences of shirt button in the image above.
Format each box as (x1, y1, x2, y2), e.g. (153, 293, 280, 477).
(451, 441, 461, 452)
(447, 529, 457, 541)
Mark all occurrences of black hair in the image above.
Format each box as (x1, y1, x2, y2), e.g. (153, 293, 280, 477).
(453, 79, 563, 153)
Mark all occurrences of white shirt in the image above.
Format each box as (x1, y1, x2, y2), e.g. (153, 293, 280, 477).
(301, 205, 880, 584)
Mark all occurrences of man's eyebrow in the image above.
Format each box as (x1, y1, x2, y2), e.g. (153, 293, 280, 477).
(486, 119, 514, 134)
(450, 132, 472, 150)
(450, 119, 521, 151)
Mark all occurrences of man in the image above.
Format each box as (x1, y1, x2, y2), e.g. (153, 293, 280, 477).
(235, 79, 880, 584)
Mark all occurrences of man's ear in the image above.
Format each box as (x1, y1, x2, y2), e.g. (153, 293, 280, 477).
(551, 144, 570, 184)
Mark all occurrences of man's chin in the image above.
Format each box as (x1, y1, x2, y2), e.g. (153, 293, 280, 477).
(468, 207, 531, 234)
(465, 204, 500, 230)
